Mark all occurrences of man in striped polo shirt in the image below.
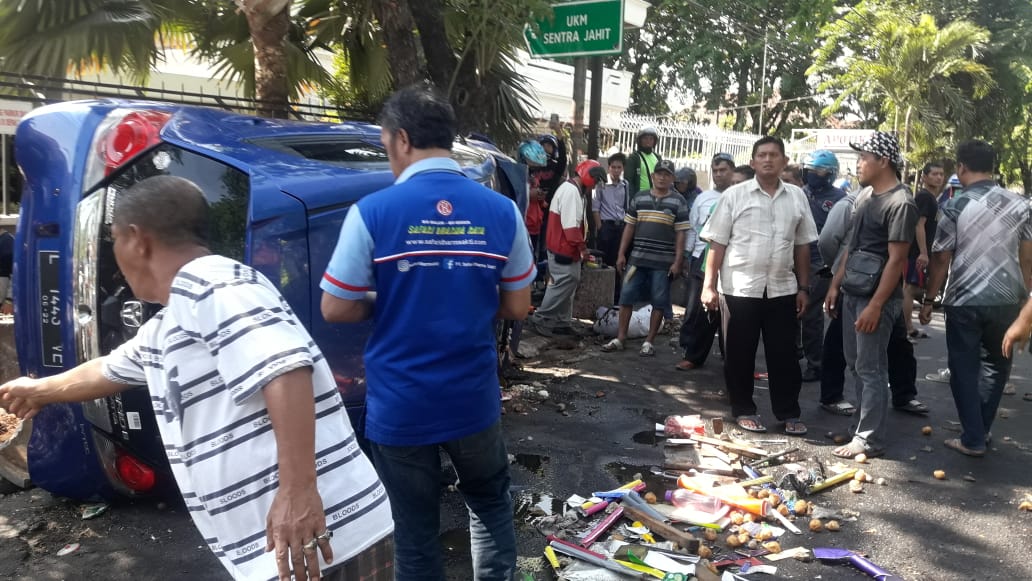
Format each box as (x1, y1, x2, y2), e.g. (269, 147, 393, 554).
(0, 176, 393, 581)
(601, 159, 690, 356)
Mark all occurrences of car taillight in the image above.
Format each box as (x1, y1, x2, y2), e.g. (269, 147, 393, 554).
(115, 450, 157, 493)
(83, 109, 172, 192)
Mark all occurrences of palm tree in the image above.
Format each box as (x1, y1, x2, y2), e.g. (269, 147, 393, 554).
(811, 11, 994, 168)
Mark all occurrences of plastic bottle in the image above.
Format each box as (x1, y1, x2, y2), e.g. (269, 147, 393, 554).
(664, 489, 722, 513)
(677, 474, 770, 516)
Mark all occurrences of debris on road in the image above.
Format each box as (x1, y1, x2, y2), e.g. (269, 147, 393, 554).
(81, 503, 109, 521)
(56, 543, 80, 556)
(933, 470, 947, 480)
(921, 426, 932, 435)
(528, 415, 908, 580)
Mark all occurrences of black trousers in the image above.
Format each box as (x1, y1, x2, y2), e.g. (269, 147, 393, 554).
(721, 293, 802, 421)
(679, 257, 720, 365)
(820, 293, 917, 406)
(597, 221, 624, 303)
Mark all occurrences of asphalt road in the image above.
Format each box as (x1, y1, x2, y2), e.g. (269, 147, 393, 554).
(1, 309, 1031, 580)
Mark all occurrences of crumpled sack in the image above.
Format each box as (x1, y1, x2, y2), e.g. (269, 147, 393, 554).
(593, 305, 652, 339)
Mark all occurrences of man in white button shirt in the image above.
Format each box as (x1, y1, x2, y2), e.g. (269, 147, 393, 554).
(700, 137, 818, 436)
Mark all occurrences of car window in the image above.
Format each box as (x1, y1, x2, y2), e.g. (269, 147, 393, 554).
(104, 145, 249, 261)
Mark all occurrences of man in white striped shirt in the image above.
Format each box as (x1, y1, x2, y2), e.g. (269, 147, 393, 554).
(0, 176, 393, 581)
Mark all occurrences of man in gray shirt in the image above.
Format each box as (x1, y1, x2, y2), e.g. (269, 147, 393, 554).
(825, 132, 917, 458)
(921, 140, 1032, 457)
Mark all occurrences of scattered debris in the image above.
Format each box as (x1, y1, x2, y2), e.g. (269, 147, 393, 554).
(921, 426, 932, 435)
(962, 475, 976, 483)
(1019, 500, 1032, 512)
(56, 543, 80, 556)
(933, 470, 947, 480)
(81, 503, 109, 520)
(848, 480, 864, 494)
(1003, 383, 1017, 395)
(825, 520, 840, 532)
(854, 453, 867, 464)
(595, 391, 606, 398)
(808, 519, 823, 532)
(920, 446, 933, 453)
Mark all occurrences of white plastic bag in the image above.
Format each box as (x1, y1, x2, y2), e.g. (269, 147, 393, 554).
(593, 305, 652, 339)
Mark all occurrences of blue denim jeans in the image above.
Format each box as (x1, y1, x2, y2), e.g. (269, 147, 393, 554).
(944, 305, 1021, 450)
(369, 421, 516, 581)
(842, 294, 901, 451)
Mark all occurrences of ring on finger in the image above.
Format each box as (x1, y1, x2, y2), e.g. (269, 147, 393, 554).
(316, 530, 333, 541)
(303, 538, 318, 552)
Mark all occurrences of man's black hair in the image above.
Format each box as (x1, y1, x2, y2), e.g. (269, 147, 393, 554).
(956, 140, 995, 174)
(379, 85, 456, 150)
(751, 136, 786, 158)
(921, 161, 944, 175)
(783, 164, 802, 182)
(733, 165, 755, 179)
(607, 152, 627, 166)
(113, 176, 210, 248)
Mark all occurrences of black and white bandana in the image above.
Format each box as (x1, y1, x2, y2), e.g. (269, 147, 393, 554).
(850, 131, 902, 167)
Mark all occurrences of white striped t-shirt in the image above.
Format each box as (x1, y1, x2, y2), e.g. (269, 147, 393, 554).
(101, 255, 392, 580)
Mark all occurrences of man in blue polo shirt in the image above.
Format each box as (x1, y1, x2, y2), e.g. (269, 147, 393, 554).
(320, 86, 535, 581)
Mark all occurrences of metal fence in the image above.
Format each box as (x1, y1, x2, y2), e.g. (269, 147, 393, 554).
(603, 113, 760, 185)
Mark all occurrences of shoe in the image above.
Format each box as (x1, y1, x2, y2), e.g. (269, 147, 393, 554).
(820, 400, 857, 416)
(639, 341, 656, 357)
(944, 438, 985, 457)
(801, 368, 820, 382)
(925, 368, 951, 383)
(894, 399, 929, 415)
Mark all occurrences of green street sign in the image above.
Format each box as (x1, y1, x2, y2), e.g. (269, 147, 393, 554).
(525, 0, 624, 58)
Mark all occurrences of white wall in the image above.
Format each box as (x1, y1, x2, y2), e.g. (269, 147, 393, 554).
(513, 50, 633, 124)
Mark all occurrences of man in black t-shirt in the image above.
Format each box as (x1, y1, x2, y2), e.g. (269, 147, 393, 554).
(825, 132, 917, 458)
(903, 162, 944, 338)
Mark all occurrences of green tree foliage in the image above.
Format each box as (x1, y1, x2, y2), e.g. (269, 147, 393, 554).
(811, 2, 994, 176)
(612, 0, 836, 136)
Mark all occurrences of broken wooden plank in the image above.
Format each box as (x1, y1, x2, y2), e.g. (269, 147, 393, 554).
(621, 504, 701, 553)
(689, 433, 770, 459)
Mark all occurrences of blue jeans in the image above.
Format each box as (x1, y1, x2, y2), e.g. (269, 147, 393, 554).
(944, 305, 1021, 450)
(619, 265, 672, 310)
(842, 294, 901, 451)
(369, 421, 515, 581)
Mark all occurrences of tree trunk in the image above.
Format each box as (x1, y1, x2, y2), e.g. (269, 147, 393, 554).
(238, 0, 292, 118)
(902, 104, 913, 178)
(407, 0, 457, 90)
(733, 57, 750, 132)
(373, 0, 425, 88)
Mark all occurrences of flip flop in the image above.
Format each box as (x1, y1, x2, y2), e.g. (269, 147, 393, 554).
(783, 419, 808, 436)
(894, 399, 929, 415)
(944, 438, 985, 457)
(675, 360, 698, 371)
(925, 368, 950, 383)
(831, 440, 884, 459)
(753, 372, 769, 380)
(601, 338, 624, 352)
(820, 400, 857, 416)
(735, 415, 767, 433)
(639, 341, 656, 357)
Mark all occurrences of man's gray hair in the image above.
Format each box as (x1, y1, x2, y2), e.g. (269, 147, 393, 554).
(112, 175, 210, 248)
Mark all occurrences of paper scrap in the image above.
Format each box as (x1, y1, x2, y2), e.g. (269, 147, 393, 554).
(642, 551, 696, 574)
(765, 546, 810, 561)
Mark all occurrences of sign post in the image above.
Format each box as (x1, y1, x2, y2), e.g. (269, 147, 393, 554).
(524, 0, 624, 59)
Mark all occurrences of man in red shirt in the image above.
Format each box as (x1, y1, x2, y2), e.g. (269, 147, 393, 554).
(527, 161, 605, 336)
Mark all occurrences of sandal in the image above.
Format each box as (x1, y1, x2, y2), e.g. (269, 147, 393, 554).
(783, 419, 807, 436)
(832, 440, 884, 459)
(639, 341, 656, 357)
(908, 329, 929, 339)
(735, 415, 767, 433)
(601, 338, 624, 352)
(675, 360, 698, 371)
(894, 399, 929, 415)
(925, 368, 951, 383)
(753, 372, 769, 380)
(944, 438, 985, 457)
(820, 400, 857, 416)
